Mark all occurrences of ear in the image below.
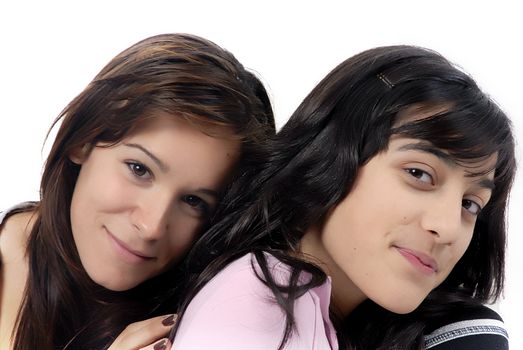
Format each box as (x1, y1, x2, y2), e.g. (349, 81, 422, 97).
(69, 144, 90, 165)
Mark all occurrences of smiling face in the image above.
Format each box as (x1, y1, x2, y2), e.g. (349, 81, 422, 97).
(69, 113, 240, 291)
(301, 136, 496, 315)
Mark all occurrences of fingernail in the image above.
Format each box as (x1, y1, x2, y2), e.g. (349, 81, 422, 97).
(154, 339, 167, 350)
(162, 314, 175, 326)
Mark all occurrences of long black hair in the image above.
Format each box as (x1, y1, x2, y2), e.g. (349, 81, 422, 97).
(173, 45, 516, 349)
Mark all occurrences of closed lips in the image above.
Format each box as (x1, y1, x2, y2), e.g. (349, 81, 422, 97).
(395, 246, 438, 272)
(105, 226, 155, 260)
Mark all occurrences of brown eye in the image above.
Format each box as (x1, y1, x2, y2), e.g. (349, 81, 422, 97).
(405, 168, 434, 185)
(126, 162, 152, 179)
(182, 195, 210, 215)
(462, 199, 482, 215)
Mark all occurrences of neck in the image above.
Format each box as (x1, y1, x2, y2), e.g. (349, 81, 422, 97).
(298, 225, 367, 317)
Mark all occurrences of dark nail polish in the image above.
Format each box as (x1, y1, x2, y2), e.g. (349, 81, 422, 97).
(154, 339, 167, 350)
(162, 314, 175, 326)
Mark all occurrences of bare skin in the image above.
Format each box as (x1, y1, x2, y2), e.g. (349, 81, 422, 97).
(107, 314, 176, 350)
(0, 210, 34, 349)
(0, 116, 239, 349)
(0, 211, 176, 350)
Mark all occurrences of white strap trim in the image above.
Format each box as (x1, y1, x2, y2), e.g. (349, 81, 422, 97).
(424, 318, 508, 349)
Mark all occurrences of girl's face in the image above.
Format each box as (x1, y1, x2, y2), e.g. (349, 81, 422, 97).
(305, 136, 496, 315)
(69, 113, 240, 291)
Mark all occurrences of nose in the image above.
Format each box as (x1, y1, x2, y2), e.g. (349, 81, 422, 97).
(131, 192, 172, 240)
(420, 192, 463, 244)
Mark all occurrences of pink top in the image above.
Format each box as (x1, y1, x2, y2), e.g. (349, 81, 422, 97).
(172, 253, 338, 349)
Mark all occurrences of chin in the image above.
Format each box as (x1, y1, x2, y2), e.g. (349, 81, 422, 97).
(102, 282, 136, 292)
(88, 272, 143, 292)
(383, 298, 424, 314)
(372, 293, 425, 315)
(389, 304, 419, 314)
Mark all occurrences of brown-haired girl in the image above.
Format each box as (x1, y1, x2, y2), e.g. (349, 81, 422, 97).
(0, 33, 274, 350)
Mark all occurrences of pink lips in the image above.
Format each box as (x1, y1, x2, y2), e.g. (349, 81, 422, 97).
(104, 227, 155, 264)
(395, 247, 438, 275)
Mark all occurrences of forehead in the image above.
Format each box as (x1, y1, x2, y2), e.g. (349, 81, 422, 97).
(120, 112, 240, 180)
(129, 109, 238, 139)
(390, 104, 499, 175)
(126, 112, 240, 152)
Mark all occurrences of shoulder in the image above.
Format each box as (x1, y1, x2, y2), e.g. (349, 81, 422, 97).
(0, 202, 38, 264)
(0, 202, 38, 231)
(424, 304, 508, 349)
(173, 253, 334, 349)
(179, 253, 300, 310)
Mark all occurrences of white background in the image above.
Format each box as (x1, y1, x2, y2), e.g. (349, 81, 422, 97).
(1, 1, 521, 346)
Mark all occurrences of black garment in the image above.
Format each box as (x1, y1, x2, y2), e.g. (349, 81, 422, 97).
(424, 304, 508, 349)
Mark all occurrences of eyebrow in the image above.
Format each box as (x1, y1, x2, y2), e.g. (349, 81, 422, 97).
(397, 142, 496, 191)
(397, 143, 456, 166)
(196, 188, 220, 201)
(475, 178, 495, 191)
(123, 143, 222, 197)
(123, 143, 170, 173)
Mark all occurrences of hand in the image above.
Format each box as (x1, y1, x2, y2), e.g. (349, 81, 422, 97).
(107, 314, 176, 350)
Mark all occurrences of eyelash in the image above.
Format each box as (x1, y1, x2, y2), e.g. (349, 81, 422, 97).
(125, 161, 153, 180)
(182, 195, 210, 216)
(462, 199, 482, 216)
(125, 162, 212, 216)
(405, 167, 483, 216)
(405, 168, 434, 186)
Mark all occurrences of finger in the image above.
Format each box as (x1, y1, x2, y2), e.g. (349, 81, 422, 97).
(139, 338, 172, 350)
(108, 314, 176, 350)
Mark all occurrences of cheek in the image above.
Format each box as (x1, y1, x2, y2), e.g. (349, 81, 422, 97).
(72, 163, 137, 218)
(435, 228, 474, 283)
(321, 197, 383, 272)
(158, 214, 202, 266)
(451, 230, 475, 263)
(326, 182, 404, 247)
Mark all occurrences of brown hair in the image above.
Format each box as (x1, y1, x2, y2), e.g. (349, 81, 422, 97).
(13, 33, 274, 349)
